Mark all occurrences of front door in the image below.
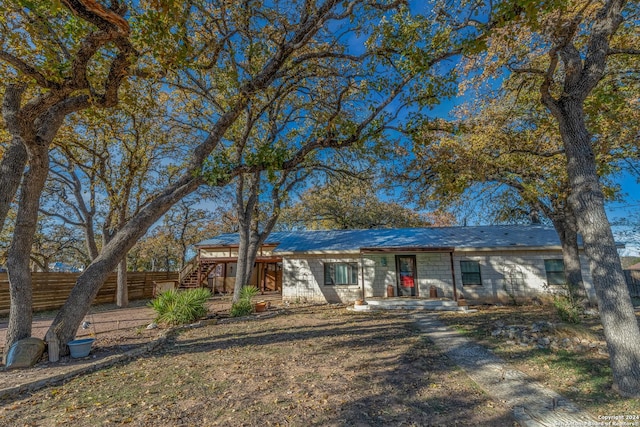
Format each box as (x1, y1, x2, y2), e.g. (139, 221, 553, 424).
(396, 255, 417, 297)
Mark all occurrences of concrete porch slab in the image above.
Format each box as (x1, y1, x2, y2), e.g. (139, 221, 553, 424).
(362, 297, 468, 311)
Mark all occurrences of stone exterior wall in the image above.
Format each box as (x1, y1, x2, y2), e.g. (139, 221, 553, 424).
(282, 255, 370, 303)
(281, 249, 595, 304)
(452, 250, 594, 304)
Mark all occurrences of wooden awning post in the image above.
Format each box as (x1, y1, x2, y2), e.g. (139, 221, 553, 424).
(449, 251, 458, 301)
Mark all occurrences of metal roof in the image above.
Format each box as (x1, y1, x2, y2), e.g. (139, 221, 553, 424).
(195, 231, 296, 247)
(196, 225, 577, 253)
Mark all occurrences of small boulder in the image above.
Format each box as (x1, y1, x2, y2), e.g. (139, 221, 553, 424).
(537, 337, 551, 347)
(5, 337, 46, 369)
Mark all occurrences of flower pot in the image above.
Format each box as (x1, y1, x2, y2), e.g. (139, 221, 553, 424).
(67, 338, 95, 358)
(429, 286, 438, 299)
(255, 301, 267, 313)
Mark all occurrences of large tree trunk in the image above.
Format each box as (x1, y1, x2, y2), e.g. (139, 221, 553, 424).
(4, 144, 49, 353)
(0, 85, 28, 235)
(46, 177, 200, 354)
(116, 257, 128, 307)
(233, 225, 252, 303)
(558, 99, 640, 397)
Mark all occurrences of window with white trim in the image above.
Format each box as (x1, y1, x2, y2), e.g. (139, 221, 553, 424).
(324, 262, 358, 286)
(544, 259, 565, 286)
(460, 260, 482, 286)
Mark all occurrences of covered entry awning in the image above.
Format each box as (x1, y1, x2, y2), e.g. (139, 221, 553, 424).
(359, 247, 459, 302)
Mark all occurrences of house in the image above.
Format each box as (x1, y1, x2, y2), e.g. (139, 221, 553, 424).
(189, 225, 599, 304)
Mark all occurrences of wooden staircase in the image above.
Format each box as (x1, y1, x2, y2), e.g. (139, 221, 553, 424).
(179, 258, 218, 289)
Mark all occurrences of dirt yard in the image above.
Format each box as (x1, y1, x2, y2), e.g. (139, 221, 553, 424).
(0, 304, 517, 426)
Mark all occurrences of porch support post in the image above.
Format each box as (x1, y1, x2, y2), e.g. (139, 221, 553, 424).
(196, 249, 201, 289)
(449, 251, 458, 301)
(360, 252, 366, 301)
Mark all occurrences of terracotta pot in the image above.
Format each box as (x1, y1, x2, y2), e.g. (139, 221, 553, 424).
(255, 301, 267, 312)
(429, 286, 438, 299)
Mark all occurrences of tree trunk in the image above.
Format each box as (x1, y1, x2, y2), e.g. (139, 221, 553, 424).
(558, 99, 640, 397)
(4, 144, 49, 352)
(233, 225, 251, 303)
(549, 212, 589, 304)
(116, 257, 128, 307)
(0, 85, 29, 235)
(46, 176, 200, 354)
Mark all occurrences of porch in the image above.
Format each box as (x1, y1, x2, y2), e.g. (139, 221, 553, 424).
(178, 256, 283, 294)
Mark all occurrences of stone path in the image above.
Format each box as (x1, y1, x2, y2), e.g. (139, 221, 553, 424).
(413, 313, 597, 427)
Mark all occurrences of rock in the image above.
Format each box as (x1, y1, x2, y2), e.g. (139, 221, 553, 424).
(531, 321, 554, 333)
(5, 337, 46, 369)
(560, 338, 572, 348)
(146, 322, 158, 330)
(506, 340, 516, 345)
(538, 337, 551, 347)
(491, 329, 502, 337)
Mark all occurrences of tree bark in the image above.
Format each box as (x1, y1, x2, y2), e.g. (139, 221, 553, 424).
(557, 99, 640, 397)
(116, 257, 128, 307)
(4, 143, 49, 352)
(0, 86, 28, 235)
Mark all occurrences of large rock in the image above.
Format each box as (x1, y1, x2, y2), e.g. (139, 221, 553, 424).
(5, 337, 46, 370)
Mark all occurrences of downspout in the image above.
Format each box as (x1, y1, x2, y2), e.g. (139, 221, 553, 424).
(449, 251, 458, 302)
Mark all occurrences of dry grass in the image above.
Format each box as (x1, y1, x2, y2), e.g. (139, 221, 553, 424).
(0, 305, 516, 427)
(439, 304, 640, 416)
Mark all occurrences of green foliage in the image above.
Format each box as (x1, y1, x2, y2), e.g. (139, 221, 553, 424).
(230, 286, 259, 317)
(552, 294, 583, 324)
(149, 288, 211, 325)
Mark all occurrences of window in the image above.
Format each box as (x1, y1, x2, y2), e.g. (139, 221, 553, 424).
(324, 262, 358, 286)
(544, 259, 565, 286)
(460, 260, 482, 286)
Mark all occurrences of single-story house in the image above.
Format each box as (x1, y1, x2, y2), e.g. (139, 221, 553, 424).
(190, 225, 600, 304)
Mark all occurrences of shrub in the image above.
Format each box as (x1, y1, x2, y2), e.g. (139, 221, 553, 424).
(553, 294, 583, 324)
(230, 286, 260, 317)
(149, 288, 211, 325)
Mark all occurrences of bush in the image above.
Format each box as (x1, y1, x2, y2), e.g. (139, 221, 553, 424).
(149, 288, 211, 325)
(230, 286, 259, 317)
(553, 294, 583, 324)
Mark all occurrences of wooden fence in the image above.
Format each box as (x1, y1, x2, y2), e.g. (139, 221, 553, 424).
(0, 271, 177, 315)
(625, 270, 640, 297)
